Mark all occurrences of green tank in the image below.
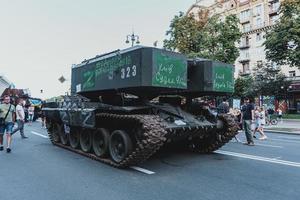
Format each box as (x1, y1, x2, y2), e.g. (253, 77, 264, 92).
(43, 46, 238, 168)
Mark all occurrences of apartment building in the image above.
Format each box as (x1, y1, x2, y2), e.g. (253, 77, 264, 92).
(0, 75, 11, 97)
(187, 0, 299, 76)
(187, 0, 300, 112)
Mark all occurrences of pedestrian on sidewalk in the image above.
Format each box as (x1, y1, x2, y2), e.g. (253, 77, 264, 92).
(11, 98, 28, 139)
(0, 95, 16, 153)
(241, 97, 255, 146)
(277, 108, 283, 123)
(28, 105, 34, 125)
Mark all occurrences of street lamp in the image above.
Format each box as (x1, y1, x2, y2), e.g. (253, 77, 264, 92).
(125, 32, 140, 47)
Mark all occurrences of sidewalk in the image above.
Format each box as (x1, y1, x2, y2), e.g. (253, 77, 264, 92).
(264, 119, 300, 135)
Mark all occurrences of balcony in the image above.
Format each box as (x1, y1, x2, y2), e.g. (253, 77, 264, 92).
(286, 76, 300, 82)
(239, 57, 250, 62)
(239, 70, 251, 76)
(240, 17, 250, 24)
(241, 22, 273, 34)
(269, 3, 280, 15)
(239, 43, 250, 49)
(239, 0, 250, 6)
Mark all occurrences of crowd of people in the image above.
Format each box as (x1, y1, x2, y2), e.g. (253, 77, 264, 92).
(0, 95, 44, 153)
(218, 97, 284, 146)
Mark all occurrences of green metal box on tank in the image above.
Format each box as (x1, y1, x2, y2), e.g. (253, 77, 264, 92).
(71, 46, 188, 99)
(187, 58, 234, 96)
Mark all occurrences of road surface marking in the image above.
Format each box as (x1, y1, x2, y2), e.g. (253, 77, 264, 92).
(130, 166, 155, 175)
(229, 141, 283, 148)
(254, 143, 283, 148)
(269, 138, 300, 144)
(277, 136, 300, 141)
(216, 150, 300, 168)
(31, 131, 49, 139)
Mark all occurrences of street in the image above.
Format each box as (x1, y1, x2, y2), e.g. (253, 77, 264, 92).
(1, 121, 300, 200)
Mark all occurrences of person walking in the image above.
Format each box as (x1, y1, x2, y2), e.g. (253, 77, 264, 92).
(277, 108, 283, 123)
(253, 107, 267, 140)
(0, 95, 16, 153)
(241, 97, 255, 146)
(11, 98, 28, 139)
(28, 105, 34, 125)
(258, 107, 267, 140)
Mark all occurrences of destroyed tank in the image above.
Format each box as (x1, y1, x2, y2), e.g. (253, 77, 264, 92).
(43, 46, 239, 168)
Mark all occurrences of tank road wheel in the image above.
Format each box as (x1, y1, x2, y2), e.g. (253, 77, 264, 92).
(69, 127, 80, 149)
(80, 129, 93, 153)
(109, 130, 133, 164)
(51, 123, 61, 143)
(92, 128, 110, 158)
(59, 125, 69, 145)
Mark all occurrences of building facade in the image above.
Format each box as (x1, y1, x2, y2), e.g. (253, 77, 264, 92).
(0, 75, 11, 97)
(187, 0, 300, 112)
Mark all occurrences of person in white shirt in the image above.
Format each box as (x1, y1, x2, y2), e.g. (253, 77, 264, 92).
(28, 105, 34, 124)
(11, 98, 28, 139)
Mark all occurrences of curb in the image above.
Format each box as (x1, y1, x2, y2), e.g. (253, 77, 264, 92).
(264, 130, 300, 136)
(282, 119, 300, 122)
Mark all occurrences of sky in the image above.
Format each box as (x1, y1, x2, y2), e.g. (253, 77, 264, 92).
(0, 0, 197, 99)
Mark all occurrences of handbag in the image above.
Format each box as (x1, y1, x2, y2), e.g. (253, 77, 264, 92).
(0, 104, 12, 126)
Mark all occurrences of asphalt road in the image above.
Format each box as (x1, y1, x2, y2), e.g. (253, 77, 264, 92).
(1, 122, 299, 200)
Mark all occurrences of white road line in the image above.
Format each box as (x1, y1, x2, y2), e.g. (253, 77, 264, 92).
(229, 141, 283, 148)
(130, 166, 155, 175)
(277, 136, 300, 141)
(216, 150, 300, 168)
(269, 138, 300, 144)
(31, 131, 49, 139)
(254, 143, 283, 148)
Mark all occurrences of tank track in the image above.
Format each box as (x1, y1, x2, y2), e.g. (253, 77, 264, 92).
(190, 114, 239, 153)
(46, 113, 167, 168)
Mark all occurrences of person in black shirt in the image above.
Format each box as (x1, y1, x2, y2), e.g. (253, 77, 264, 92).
(241, 97, 255, 146)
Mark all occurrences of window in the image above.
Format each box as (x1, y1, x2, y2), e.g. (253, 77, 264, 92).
(256, 17, 262, 28)
(257, 60, 263, 67)
(270, 15, 280, 24)
(242, 23, 251, 33)
(256, 32, 262, 42)
(270, 1, 280, 12)
(255, 5, 262, 16)
(240, 49, 250, 60)
(240, 9, 250, 22)
(289, 71, 296, 77)
(241, 36, 250, 47)
(242, 62, 250, 73)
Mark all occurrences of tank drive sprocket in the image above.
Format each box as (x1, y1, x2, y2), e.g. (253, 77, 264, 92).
(189, 114, 239, 153)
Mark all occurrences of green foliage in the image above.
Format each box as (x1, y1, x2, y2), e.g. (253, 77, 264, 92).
(264, 0, 300, 68)
(251, 63, 291, 97)
(234, 62, 291, 98)
(164, 12, 241, 64)
(233, 76, 254, 98)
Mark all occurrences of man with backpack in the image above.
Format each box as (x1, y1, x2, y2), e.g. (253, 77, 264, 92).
(0, 95, 16, 153)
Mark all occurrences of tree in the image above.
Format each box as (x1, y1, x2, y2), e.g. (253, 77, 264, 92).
(233, 76, 255, 98)
(164, 12, 241, 64)
(264, 0, 300, 68)
(251, 63, 291, 98)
